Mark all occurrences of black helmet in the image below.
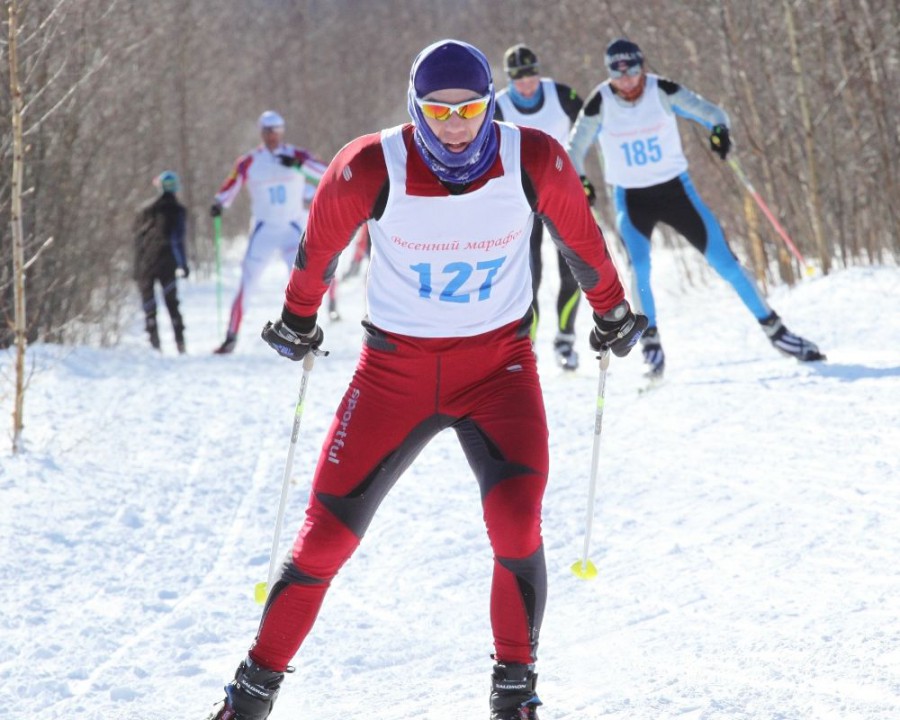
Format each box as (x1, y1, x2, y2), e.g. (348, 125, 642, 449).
(605, 38, 644, 74)
(504, 44, 539, 80)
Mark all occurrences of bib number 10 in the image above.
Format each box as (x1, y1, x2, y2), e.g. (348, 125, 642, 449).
(619, 136, 662, 166)
(268, 185, 287, 205)
(410, 257, 505, 303)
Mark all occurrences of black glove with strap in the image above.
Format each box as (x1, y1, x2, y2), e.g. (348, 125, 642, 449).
(261, 319, 324, 361)
(210, 202, 223, 218)
(579, 175, 597, 207)
(279, 154, 301, 169)
(709, 124, 731, 160)
(589, 301, 648, 357)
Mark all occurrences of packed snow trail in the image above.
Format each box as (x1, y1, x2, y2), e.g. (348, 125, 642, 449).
(2, 244, 898, 719)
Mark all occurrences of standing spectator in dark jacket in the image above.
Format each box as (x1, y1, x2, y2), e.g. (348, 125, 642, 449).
(133, 171, 189, 353)
(495, 44, 586, 370)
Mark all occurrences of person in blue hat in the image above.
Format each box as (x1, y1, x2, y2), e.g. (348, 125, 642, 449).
(133, 171, 188, 353)
(568, 39, 824, 379)
(206, 39, 645, 720)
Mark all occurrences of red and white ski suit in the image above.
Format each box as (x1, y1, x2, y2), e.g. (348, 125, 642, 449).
(249, 122, 626, 670)
(214, 144, 326, 337)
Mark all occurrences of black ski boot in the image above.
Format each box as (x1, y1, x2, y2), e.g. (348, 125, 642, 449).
(640, 326, 665, 378)
(490, 662, 542, 720)
(553, 332, 579, 371)
(760, 312, 825, 361)
(146, 318, 161, 351)
(174, 321, 186, 355)
(207, 656, 286, 720)
(214, 333, 238, 355)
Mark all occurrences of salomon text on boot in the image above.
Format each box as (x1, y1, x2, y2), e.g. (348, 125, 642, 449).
(207, 656, 287, 720)
(490, 662, 542, 720)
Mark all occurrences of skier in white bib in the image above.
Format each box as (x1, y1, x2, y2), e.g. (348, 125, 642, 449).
(568, 39, 824, 378)
(495, 44, 586, 370)
(210, 111, 327, 354)
(207, 39, 646, 720)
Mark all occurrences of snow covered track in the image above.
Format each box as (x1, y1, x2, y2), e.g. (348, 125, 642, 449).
(2, 254, 898, 719)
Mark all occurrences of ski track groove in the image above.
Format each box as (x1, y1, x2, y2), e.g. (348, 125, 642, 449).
(4, 260, 898, 720)
(40, 354, 292, 716)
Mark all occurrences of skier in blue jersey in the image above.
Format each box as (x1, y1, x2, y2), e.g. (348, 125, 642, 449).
(568, 38, 824, 379)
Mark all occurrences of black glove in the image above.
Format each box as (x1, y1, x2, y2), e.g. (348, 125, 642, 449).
(709, 124, 731, 160)
(580, 175, 597, 207)
(279, 154, 301, 168)
(177, 266, 190, 279)
(210, 202, 223, 218)
(589, 301, 649, 357)
(261, 320, 324, 361)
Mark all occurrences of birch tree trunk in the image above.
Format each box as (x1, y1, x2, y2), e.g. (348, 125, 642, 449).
(784, 0, 830, 274)
(743, 193, 767, 292)
(719, 0, 778, 286)
(856, 0, 898, 259)
(8, 0, 26, 453)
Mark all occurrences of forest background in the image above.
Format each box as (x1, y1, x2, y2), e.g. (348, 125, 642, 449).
(1, 0, 897, 347)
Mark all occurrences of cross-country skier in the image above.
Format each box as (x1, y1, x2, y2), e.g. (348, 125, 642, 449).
(133, 171, 188, 353)
(494, 43, 586, 370)
(208, 39, 646, 720)
(210, 110, 327, 354)
(567, 38, 824, 379)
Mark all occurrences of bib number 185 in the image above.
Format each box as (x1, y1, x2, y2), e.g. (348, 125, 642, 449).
(619, 136, 662, 166)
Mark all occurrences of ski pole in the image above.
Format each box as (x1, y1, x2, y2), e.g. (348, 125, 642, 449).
(727, 157, 815, 277)
(254, 350, 320, 604)
(213, 215, 223, 335)
(571, 348, 611, 580)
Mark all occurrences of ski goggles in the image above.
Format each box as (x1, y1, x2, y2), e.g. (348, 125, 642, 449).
(608, 63, 643, 79)
(415, 95, 491, 121)
(507, 64, 539, 80)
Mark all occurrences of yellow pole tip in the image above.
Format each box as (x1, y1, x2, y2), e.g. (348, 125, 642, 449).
(570, 559, 599, 580)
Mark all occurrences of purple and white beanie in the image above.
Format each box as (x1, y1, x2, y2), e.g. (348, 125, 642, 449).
(407, 39, 498, 184)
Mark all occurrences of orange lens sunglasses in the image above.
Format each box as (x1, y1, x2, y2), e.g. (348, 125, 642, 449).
(415, 95, 491, 121)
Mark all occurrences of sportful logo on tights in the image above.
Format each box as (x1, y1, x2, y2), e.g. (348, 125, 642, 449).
(328, 387, 360, 464)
